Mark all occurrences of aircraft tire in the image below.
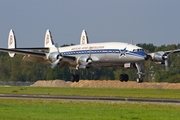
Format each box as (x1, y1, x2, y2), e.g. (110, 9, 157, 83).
(75, 75, 79, 82)
(119, 74, 124, 82)
(124, 74, 129, 82)
(119, 74, 129, 82)
(71, 75, 75, 82)
(136, 78, 143, 83)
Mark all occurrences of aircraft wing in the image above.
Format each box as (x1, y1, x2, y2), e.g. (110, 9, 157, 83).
(0, 48, 46, 57)
(16, 47, 49, 52)
(163, 49, 180, 55)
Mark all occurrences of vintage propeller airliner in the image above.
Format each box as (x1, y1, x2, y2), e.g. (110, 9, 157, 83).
(0, 29, 180, 83)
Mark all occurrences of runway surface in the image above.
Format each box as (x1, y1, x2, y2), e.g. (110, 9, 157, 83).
(0, 94, 180, 103)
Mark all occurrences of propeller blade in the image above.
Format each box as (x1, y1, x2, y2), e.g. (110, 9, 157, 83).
(51, 59, 60, 69)
(92, 64, 101, 70)
(78, 62, 90, 69)
(165, 59, 168, 71)
(89, 47, 92, 58)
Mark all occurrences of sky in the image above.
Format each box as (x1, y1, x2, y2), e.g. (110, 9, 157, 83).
(0, 0, 180, 48)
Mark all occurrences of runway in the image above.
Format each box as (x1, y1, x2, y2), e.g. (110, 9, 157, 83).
(0, 94, 180, 103)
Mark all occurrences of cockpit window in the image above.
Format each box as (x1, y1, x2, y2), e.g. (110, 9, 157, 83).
(133, 49, 144, 52)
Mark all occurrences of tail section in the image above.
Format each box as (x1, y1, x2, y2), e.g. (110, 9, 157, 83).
(45, 29, 55, 48)
(8, 29, 16, 57)
(80, 30, 89, 45)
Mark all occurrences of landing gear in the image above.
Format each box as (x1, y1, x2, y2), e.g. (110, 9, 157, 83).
(70, 69, 80, 82)
(71, 74, 79, 82)
(136, 78, 143, 83)
(119, 74, 129, 82)
(135, 63, 144, 83)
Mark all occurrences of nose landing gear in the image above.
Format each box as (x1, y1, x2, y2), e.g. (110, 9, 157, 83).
(135, 63, 144, 83)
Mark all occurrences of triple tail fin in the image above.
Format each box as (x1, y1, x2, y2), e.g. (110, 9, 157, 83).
(8, 29, 16, 57)
(45, 29, 55, 48)
(80, 30, 89, 45)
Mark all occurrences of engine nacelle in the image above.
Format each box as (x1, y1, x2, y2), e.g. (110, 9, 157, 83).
(47, 52, 59, 63)
(77, 56, 89, 65)
(149, 52, 165, 62)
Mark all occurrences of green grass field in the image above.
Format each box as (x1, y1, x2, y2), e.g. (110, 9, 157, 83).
(0, 87, 180, 119)
(0, 99, 180, 120)
(0, 87, 180, 99)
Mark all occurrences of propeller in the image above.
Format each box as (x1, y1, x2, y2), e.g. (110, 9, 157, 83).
(51, 44, 62, 69)
(163, 51, 174, 71)
(163, 55, 168, 71)
(51, 56, 62, 69)
(78, 47, 93, 69)
(77, 47, 101, 70)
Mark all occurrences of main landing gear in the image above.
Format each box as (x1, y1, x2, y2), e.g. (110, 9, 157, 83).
(119, 69, 129, 82)
(119, 74, 129, 82)
(70, 69, 80, 82)
(71, 74, 79, 82)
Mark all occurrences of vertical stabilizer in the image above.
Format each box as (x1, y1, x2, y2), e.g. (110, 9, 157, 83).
(8, 29, 16, 57)
(80, 30, 89, 45)
(45, 29, 54, 48)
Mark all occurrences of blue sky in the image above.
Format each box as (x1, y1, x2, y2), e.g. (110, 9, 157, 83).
(0, 0, 180, 48)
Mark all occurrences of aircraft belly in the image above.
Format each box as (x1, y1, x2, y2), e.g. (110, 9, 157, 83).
(104, 53, 144, 64)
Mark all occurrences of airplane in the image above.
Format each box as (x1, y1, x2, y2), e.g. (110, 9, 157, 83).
(1, 29, 180, 83)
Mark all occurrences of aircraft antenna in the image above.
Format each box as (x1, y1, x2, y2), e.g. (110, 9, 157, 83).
(131, 39, 133, 45)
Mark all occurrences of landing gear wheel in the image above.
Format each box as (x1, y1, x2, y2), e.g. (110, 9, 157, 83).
(119, 74, 129, 82)
(71, 74, 79, 82)
(75, 74, 79, 82)
(124, 74, 129, 82)
(136, 78, 143, 83)
(119, 74, 124, 82)
(71, 75, 75, 82)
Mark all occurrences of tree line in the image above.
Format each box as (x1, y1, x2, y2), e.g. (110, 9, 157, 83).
(0, 43, 180, 83)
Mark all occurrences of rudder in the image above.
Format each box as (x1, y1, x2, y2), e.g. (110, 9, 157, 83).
(45, 29, 55, 48)
(80, 30, 89, 45)
(8, 29, 16, 57)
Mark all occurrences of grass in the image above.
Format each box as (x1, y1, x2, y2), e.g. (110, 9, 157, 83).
(0, 87, 180, 99)
(0, 99, 180, 120)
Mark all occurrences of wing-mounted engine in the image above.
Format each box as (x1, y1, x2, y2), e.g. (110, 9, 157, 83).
(47, 51, 76, 69)
(47, 52, 62, 63)
(149, 52, 166, 62)
(149, 51, 168, 71)
(77, 56, 92, 69)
